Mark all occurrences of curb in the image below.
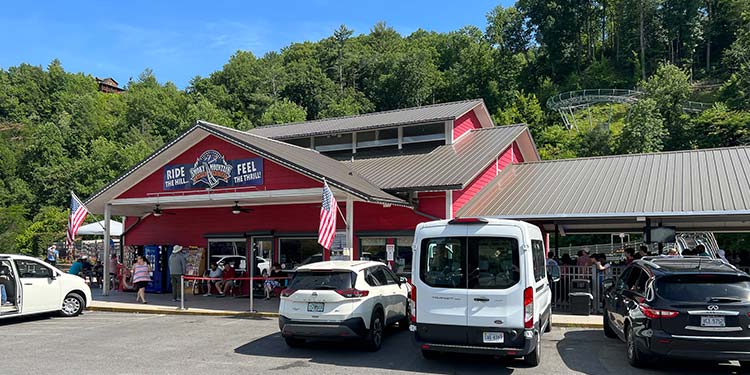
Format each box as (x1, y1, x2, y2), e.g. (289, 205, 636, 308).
(87, 305, 280, 318)
(552, 322, 604, 329)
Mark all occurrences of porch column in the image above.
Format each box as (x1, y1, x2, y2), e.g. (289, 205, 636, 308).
(102, 203, 111, 296)
(346, 195, 354, 260)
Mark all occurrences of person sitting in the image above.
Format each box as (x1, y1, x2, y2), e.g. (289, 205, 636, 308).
(263, 263, 283, 300)
(624, 248, 636, 265)
(1, 264, 14, 306)
(666, 248, 681, 257)
(203, 263, 223, 296)
(68, 257, 84, 277)
(217, 261, 237, 297)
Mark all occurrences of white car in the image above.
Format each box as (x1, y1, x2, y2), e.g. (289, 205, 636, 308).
(411, 218, 556, 366)
(212, 255, 270, 276)
(0, 254, 92, 319)
(278, 261, 411, 351)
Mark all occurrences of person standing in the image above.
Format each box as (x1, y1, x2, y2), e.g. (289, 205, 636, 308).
(46, 244, 59, 266)
(168, 245, 187, 302)
(132, 256, 151, 304)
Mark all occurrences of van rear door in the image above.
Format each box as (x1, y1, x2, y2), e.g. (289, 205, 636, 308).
(466, 225, 525, 338)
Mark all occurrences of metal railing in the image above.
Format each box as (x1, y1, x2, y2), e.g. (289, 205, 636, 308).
(552, 265, 750, 315)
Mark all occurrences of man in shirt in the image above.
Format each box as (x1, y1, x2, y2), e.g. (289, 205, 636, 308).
(46, 244, 59, 266)
(168, 245, 187, 302)
(203, 263, 223, 296)
(68, 257, 84, 277)
(217, 261, 237, 297)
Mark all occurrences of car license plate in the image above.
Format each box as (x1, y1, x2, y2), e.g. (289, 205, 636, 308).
(483, 332, 504, 343)
(701, 316, 725, 327)
(307, 302, 324, 313)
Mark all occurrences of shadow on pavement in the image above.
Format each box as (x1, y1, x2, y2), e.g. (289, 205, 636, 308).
(556, 329, 741, 375)
(235, 327, 530, 374)
(0, 313, 55, 326)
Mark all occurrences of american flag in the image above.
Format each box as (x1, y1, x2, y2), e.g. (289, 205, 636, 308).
(66, 192, 89, 249)
(318, 180, 337, 250)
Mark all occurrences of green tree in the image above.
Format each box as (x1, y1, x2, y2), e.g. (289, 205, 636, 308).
(15, 206, 68, 257)
(619, 98, 666, 153)
(640, 63, 691, 150)
(691, 103, 750, 148)
(260, 98, 307, 125)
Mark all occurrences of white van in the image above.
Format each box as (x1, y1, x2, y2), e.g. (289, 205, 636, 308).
(410, 218, 554, 366)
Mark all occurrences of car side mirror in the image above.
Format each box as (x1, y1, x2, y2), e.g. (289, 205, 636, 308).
(603, 278, 614, 290)
(49, 273, 57, 280)
(399, 276, 408, 285)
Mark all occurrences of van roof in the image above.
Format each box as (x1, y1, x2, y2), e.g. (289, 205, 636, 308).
(419, 217, 540, 230)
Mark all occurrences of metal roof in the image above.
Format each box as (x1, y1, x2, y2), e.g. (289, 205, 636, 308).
(247, 99, 484, 139)
(458, 146, 750, 219)
(196, 121, 406, 205)
(345, 125, 528, 190)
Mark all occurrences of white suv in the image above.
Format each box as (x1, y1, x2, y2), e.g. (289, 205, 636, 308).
(410, 218, 556, 366)
(278, 260, 410, 351)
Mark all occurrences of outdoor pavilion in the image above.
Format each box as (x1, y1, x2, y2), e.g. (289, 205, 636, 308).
(458, 146, 750, 254)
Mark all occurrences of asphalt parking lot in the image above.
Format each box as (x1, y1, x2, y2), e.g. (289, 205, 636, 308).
(0, 311, 744, 374)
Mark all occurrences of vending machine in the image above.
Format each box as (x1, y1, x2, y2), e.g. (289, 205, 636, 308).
(144, 245, 173, 293)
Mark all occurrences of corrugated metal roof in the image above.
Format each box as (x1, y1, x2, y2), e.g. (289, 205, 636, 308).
(248, 99, 483, 139)
(458, 146, 750, 218)
(345, 124, 527, 190)
(197, 121, 407, 205)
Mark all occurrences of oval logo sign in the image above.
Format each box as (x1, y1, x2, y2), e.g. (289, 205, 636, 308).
(494, 320, 504, 325)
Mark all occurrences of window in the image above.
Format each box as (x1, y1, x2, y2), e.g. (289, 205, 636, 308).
(289, 271, 355, 290)
(624, 267, 649, 295)
(314, 133, 352, 152)
(420, 237, 465, 288)
(656, 275, 750, 302)
(383, 267, 401, 284)
(395, 236, 413, 274)
(356, 128, 398, 149)
(468, 237, 520, 289)
(279, 238, 324, 270)
(368, 267, 391, 286)
(14, 260, 52, 278)
(286, 137, 311, 148)
(208, 239, 247, 268)
(360, 238, 386, 262)
(402, 123, 445, 144)
(531, 240, 546, 282)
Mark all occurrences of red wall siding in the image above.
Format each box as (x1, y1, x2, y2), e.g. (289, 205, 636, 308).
(416, 192, 446, 219)
(353, 202, 438, 232)
(452, 142, 524, 216)
(452, 109, 482, 141)
(119, 135, 320, 199)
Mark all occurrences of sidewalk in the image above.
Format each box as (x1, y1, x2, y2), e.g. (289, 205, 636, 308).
(89, 288, 603, 327)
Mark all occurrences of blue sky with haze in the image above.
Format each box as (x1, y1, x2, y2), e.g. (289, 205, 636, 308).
(1, 1, 512, 88)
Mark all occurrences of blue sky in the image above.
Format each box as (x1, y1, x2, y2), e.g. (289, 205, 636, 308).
(1, 0, 512, 88)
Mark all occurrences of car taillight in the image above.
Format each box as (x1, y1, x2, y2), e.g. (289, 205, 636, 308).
(336, 288, 369, 298)
(639, 304, 679, 319)
(523, 287, 533, 329)
(409, 281, 417, 323)
(448, 217, 489, 224)
(280, 288, 296, 297)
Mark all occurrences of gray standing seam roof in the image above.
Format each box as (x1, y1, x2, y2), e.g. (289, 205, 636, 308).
(457, 146, 750, 218)
(248, 99, 483, 139)
(345, 125, 527, 190)
(197, 121, 406, 205)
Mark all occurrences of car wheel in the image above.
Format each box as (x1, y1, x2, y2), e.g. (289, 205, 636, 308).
(626, 325, 649, 368)
(523, 334, 541, 367)
(284, 337, 305, 348)
(364, 309, 384, 351)
(603, 310, 617, 338)
(739, 361, 750, 371)
(421, 349, 440, 360)
(60, 292, 84, 317)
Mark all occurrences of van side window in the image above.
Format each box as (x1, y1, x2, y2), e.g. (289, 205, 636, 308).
(531, 240, 546, 282)
(14, 260, 52, 278)
(419, 237, 465, 288)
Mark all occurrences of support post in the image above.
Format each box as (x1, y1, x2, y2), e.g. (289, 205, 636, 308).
(180, 276, 185, 310)
(554, 224, 560, 259)
(102, 203, 111, 296)
(346, 195, 354, 260)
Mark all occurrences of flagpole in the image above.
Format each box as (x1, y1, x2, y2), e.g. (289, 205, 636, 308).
(323, 179, 348, 226)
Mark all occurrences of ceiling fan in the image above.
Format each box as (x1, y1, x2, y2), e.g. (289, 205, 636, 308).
(231, 201, 253, 215)
(151, 204, 176, 217)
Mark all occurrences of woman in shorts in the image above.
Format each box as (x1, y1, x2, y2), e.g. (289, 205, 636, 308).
(131, 256, 152, 304)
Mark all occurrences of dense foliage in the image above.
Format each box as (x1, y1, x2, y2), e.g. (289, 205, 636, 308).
(1, 1, 749, 255)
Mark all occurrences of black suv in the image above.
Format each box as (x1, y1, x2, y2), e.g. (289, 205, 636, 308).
(602, 258, 750, 369)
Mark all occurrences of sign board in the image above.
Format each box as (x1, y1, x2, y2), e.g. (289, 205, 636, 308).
(163, 149, 263, 190)
(330, 231, 346, 252)
(386, 244, 396, 261)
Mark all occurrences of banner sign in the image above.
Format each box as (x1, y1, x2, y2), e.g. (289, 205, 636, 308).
(163, 150, 263, 190)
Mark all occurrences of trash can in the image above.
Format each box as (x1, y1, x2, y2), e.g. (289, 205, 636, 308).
(569, 279, 593, 316)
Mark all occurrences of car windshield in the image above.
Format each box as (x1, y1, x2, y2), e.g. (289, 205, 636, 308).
(288, 271, 355, 290)
(656, 274, 750, 302)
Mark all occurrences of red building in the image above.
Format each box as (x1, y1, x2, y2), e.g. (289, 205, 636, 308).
(86, 99, 538, 272)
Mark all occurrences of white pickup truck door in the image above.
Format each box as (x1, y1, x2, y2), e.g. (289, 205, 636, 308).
(14, 259, 61, 313)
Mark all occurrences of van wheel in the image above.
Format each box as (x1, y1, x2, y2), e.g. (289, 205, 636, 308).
(523, 335, 541, 367)
(284, 337, 305, 348)
(60, 293, 84, 317)
(364, 309, 384, 351)
(603, 310, 617, 339)
(421, 349, 439, 360)
(626, 325, 649, 367)
(544, 318, 552, 333)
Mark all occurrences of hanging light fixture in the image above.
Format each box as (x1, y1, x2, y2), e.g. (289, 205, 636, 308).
(231, 201, 252, 215)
